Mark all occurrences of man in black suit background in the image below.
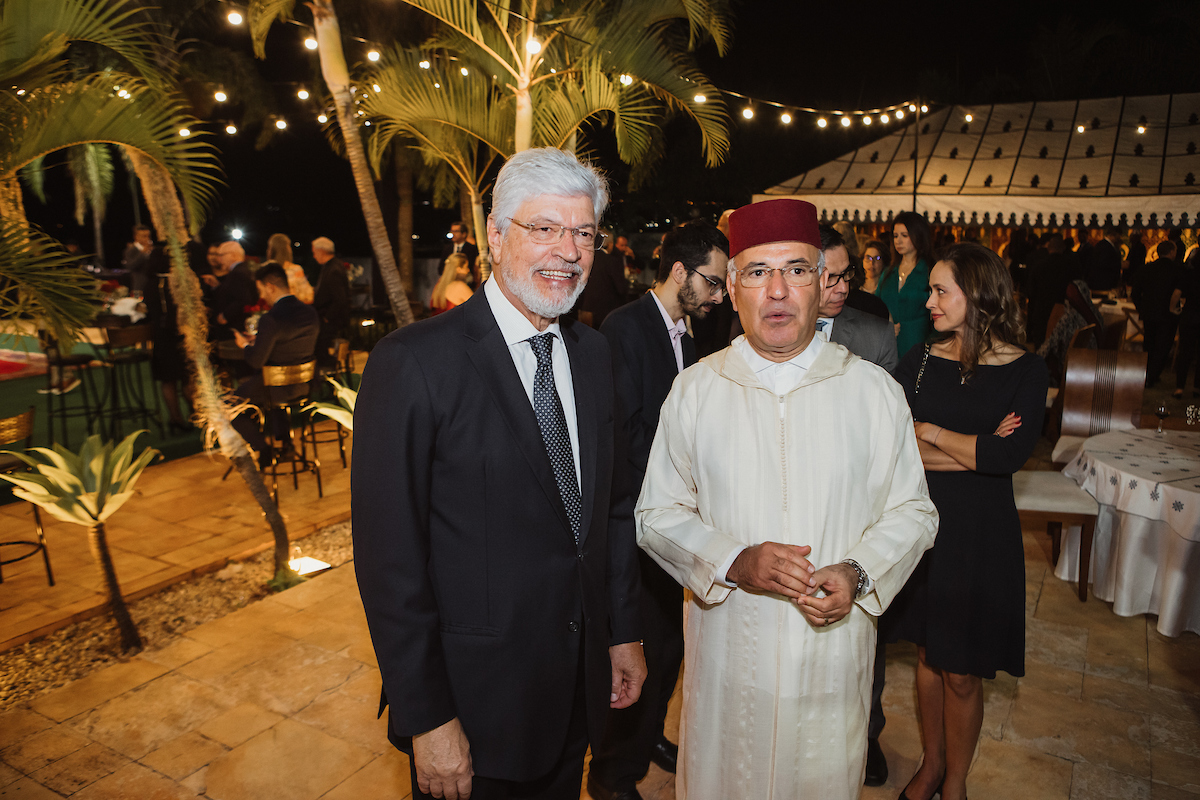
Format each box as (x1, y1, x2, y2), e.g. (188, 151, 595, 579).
(203, 240, 257, 340)
(589, 223, 729, 800)
(230, 262, 319, 465)
(816, 223, 898, 787)
(310, 237, 351, 369)
(440, 220, 481, 284)
(353, 148, 646, 800)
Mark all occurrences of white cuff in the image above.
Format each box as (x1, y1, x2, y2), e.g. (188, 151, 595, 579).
(715, 546, 746, 588)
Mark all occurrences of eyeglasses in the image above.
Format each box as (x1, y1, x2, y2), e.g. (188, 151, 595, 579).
(824, 265, 857, 287)
(508, 219, 607, 251)
(734, 265, 819, 288)
(690, 269, 726, 295)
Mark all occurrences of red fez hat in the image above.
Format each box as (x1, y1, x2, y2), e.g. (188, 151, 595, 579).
(728, 199, 821, 258)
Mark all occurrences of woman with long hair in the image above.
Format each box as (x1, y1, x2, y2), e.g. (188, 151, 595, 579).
(430, 253, 474, 314)
(860, 238, 888, 294)
(883, 243, 1048, 800)
(265, 233, 314, 304)
(877, 212, 935, 357)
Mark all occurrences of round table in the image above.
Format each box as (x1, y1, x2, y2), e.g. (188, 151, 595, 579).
(1057, 429, 1200, 636)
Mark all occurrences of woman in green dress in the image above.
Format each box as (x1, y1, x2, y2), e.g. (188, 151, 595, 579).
(876, 211, 934, 357)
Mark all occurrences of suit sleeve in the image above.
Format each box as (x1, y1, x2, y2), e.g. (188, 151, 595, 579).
(600, 336, 642, 646)
(876, 322, 900, 376)
(351, 335, 457, 737)
(243, 315, 279, 371)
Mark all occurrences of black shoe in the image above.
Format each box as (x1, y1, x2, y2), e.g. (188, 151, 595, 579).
(865, 737, 888, 786)
(649, 736, 678, 773)
(586, 774, 643, 800)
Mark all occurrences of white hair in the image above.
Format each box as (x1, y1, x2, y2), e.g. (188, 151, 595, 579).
(220, 241, 245, 259)
(489, 148, 609, 236)
(311, 236, 335, 253)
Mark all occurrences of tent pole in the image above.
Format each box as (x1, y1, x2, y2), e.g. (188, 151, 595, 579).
(913, 97, 920, 213)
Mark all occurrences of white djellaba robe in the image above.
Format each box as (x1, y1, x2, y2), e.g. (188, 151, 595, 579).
(636, 336, 938, 800)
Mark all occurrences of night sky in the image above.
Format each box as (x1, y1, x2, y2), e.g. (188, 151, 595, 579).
(23, 0, 1199, 265)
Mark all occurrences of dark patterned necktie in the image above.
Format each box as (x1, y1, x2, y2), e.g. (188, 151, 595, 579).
(815, 320, 827, 331)
(528, 333, 582, 540)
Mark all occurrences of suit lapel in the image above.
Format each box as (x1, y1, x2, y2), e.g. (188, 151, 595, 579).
(637, 292, 680, 373)
(462, 294, 575, 538)
(562, 319, 596, 547)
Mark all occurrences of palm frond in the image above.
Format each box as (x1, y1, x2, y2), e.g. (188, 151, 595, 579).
(246, 0, 299, 59)
(68, 142, 115, 224)
(1, 75, 222, 230)
(0, 219, 98, 345)
(18, 154, 47, 204)
(391, 0, 502, 67)
(532, 71, 659, 165)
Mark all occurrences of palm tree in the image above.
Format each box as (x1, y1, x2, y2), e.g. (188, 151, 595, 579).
(1, 432, 158, 652)
(248, 0, 416, 328)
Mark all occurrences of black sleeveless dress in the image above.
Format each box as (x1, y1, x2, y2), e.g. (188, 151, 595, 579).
(882, 344, 1049, 679)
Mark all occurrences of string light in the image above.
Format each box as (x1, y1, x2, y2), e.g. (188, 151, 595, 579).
(231, 228, 243, 240)
(304, 37, 318, 50)
(921, 104, 928, 113)
(317, 113, 328, 123)
(1076, 124, 1085, 133)
(741, 107, 753, 119)
(16, 88, 26, 96)
(297, 88, 309, 99)
(817, 117, 827, 128)
(1137, 125, 1146, 134)
(863, 115, 872, 125)
(214, 90, 227, 102)
(460, 66, 469, 76)
(225, 124, 237, 134)
(895, 109, 904, 120)
(372, 83, 381, 93)
(275, 119, 287, 129)
(367, 50, 380, 62)
(227, 10, 243, 25)
(964, 113, 973, 122)
(909, 104, 917, 112)
(364, 120, 371, 126)
(434, 82, 441, 88)
(840, 116, 851, 127)
(880, 113, 889, 123)
(526, 38, 541, 54)
(419, 60, 430, 69)
(179, 127, 190, 136)
(780, 112, 792, 124)
(694, 94, 706, 103)
(620, 74, 633, 86)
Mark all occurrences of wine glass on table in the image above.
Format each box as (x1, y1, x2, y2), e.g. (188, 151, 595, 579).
(1155, 403, 1169, 435)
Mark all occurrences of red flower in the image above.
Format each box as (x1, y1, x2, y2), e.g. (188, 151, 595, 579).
(101, 280, 119, 292)
(243, 301, 268, 314)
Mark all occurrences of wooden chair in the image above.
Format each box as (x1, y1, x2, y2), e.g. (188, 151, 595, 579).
(1012, 471, 1098, 601)
(1123, 308, 1145, 349)
(261, 360, 322, 502)
(1052, 348, 1147, 465)
(100, 323, 163, 439)
(0, 407, 54, 586)
(1044, 326, 1098, 439)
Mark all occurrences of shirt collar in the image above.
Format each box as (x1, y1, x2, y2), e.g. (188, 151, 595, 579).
(484, 276, 562, 346)
(650, 290, 687, 339)
(734, 330, 824, 377)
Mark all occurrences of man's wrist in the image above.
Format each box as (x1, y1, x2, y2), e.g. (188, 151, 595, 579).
(841, 559, 869, 598)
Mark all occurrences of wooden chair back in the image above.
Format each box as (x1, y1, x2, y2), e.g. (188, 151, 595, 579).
(1060, 348, 1147, 438)
(1069, 324, 1098, 350)
(262, 360, 316, 388)
(104, 323, 154, 349)
(0, 406, 35, 448)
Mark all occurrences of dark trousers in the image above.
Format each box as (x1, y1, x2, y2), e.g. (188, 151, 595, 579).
(1143, 315, 1179, 384)
(408, 661, 589, 800)
(589, 555, 685, 792)
(1175, 322, 1200, 391)
(231, 376, 306, 453)
(868, 639, 887, 740)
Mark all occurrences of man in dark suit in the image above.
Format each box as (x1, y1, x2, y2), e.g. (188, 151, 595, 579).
(817, 223, 898, 787)
(1134, 241, 1184, 387)
(353, 148, 646, 800)
(577, 243, 629, 328)
(311, 237, 351, 369)
(440, 220, 481, 283)
(203, 240, 257, 340)
(1084, 226, 1124, 292)
(588, 223, 729, 800)
(230, 262, 319, 465)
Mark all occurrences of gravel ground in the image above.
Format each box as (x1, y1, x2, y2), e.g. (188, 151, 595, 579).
(0, 520, 353, 712)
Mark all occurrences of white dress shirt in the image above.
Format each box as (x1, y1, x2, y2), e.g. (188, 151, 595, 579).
(484, 277, 582, 487)
(650, 291, 687, 373)
(817, 316, 835, 341)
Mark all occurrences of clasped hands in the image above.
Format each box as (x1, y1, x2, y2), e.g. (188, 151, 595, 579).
(726, 543, 859, 628)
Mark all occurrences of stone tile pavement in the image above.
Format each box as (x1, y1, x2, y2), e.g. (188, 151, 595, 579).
(0, 423, 352, 652)
(2, 523, 1198, 799)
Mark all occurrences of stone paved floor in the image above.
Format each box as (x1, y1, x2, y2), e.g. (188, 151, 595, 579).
(0, 423, 352, 652)
(2, 521, 1198, 799)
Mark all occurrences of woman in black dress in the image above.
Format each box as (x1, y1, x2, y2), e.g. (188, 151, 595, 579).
(884, 243, 1048, 800)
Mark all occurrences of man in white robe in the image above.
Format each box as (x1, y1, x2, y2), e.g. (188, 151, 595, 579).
(635, 198, 938, 800)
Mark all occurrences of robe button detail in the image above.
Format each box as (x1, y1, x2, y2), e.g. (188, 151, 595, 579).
(568, 621, 579, 632)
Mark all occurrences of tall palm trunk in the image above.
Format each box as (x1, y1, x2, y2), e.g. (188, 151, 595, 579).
(514, 80, 533, 153)
(87, 522, 142, 652)
(125, 150, 296, 583)
(309, 0, 413, 328)
(469, 187, 490, 283)
(0, 176, 26, 225)
(395, 150, 414, 295)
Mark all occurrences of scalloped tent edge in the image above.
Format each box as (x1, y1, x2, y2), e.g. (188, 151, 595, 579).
(756, 93, 1200, 230)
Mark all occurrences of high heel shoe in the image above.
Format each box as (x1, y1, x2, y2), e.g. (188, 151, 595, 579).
(898, 777, 944, 800)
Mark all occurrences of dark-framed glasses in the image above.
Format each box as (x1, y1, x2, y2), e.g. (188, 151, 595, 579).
(691, 269, 726, 296)
(824, 265, 857, 287)
(508, 218, 607, 251)
(734, 265, 819, 288)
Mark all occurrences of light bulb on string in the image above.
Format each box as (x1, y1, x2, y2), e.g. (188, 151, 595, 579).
(317, 113, 328, 123)
(895, 109, 904, 120)
(880, 113, 889, 123)
(817, 117, 827, 128)
(1076, 125, 1085, 133)
(214, 89, 227, 102)
(920, 105, 928, 113)
(964, 113, 973, 123)
(693, 94, 706, 103)
(179, 127, 190, 137)
(780, 112, 792, 124)
(840, 116, 851, 127)
(863, 115, 872, 125)
(364, 120, 371, 126)
(297, 89, 309, 100)
(227, 10, 243, 25)
(909, 104, 917, 112)
(526, 38, 541, 54)
(550, 68, 556, 74)
(231, 229, 243, 240)
(275, 118, 287, 130)
(225, 124, 237, 134)
(1137, 125, 1146, 134)
(367, 50, 380, 62)
(741, 106, 754, 120)
(619, 74, 633, 86)
(304, 37, 318, 50)
(460, 66, 469, 76)
(434, 82, 441, 89)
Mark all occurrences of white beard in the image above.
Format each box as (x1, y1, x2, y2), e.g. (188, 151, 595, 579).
(502, 260, 587, 319)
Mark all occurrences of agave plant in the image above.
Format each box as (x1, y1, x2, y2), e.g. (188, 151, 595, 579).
(0, 432, 158, 652)
(305, 378, 357, 431)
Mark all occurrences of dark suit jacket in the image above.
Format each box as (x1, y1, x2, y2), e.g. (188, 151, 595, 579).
(578, 249, 630, 329)
(243, 295, 319, 371)
(441, 240, 480, 264)
(209, 262, 257, 336)
(313, 259, 351, 335)
(352, 291, 641, 782)
(829, 304, 900, 375)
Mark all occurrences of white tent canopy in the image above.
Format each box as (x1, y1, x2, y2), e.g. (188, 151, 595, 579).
(757, 94, 1200, 229)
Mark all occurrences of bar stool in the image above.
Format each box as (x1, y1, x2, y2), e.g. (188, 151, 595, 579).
(0, 407, 55, 586)
(261, 360, 322, 503)
(100, 323, 163, 439)
(308, 340, 352, 468)
(40, 336, 104, 449)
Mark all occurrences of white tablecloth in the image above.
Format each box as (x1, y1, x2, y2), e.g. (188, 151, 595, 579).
(1056, 429, 1200, 636)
